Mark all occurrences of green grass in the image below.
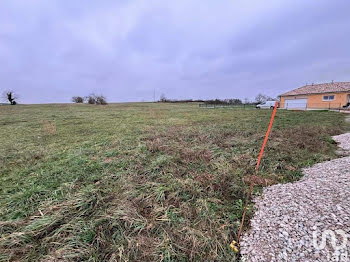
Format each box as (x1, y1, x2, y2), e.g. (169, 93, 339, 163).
(0, 103, 348, 261)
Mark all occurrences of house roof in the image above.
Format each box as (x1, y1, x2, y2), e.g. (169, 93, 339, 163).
(280, 82, 350, 96)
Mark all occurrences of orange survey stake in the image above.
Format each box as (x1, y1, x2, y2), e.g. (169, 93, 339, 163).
(256, 101, 278, 170)
(236, 101, 279, 245)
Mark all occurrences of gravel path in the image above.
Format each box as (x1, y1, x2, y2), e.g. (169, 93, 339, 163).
(240, 132, 350, 262)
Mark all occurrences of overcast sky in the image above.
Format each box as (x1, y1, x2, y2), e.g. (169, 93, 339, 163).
(1, 0, 350, 104)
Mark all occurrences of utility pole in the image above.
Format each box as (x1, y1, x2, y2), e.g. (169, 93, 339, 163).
(153, 89, 155, 103)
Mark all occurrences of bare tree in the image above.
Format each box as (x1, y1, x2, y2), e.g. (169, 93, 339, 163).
(85, 94, 96, 104)
(2, 91, 18, 105)
(160, 94, 167, 102)
(72, 96, 84, 103)
(95, 95, 107, 105)
(85, 94, 107, 105)
(255, 93, 275, 104)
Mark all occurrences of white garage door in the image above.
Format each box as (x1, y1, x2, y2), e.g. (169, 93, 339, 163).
(285, 99, 308, 109)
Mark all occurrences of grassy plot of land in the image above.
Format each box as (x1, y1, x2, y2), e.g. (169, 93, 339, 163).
(0, 103, 348, 261)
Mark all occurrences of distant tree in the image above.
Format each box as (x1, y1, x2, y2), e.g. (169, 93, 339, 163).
(85, 94, 107, 105)
(95, 95, 107, 105)
(204, 98, 242, 105)
(160, 94, 167, 102)
(255, 93, 275, 104)
(72, 96, 84, 103)
(2, 90, 18, 105)
(86, 94, 96, 104)
(227, 98, 242, 105)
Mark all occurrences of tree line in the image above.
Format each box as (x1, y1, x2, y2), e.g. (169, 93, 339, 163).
(159, 93, 277, 105)
(72, 94, 107, 105)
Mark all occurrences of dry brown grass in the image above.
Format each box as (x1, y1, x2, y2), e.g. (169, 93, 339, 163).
(41, 120, 57, 135)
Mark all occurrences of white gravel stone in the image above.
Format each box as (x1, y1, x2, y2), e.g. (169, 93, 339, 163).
(240, 132, 350, 262)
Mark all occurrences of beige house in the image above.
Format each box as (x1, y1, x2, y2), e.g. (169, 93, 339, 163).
(279, 82, 350, 109)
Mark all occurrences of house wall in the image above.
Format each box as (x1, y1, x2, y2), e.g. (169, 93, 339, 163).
(280, 92, 350, 109)
(307, 93, 349, 109)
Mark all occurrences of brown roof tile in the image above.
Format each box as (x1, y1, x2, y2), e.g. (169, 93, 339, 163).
(280, 82, 350, 96)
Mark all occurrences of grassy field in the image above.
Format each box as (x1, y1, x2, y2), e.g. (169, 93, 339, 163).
(0, 103, 348, 261)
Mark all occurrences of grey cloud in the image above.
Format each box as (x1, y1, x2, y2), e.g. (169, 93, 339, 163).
(0, 0, 349, 103)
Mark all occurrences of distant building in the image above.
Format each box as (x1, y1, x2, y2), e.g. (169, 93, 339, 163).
(279, 82, 350, 109)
